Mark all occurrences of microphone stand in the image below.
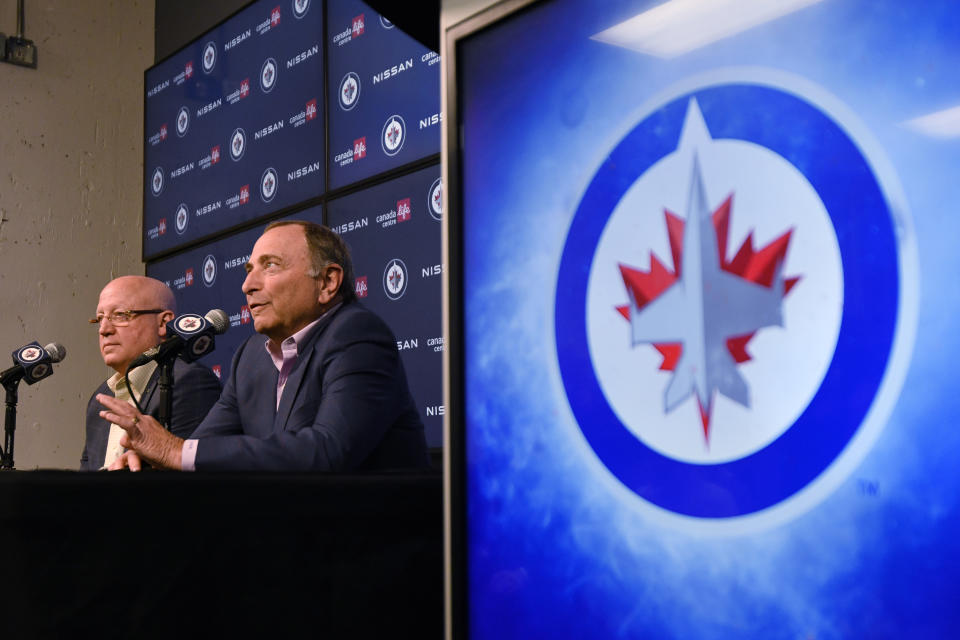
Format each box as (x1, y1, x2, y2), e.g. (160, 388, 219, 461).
(156, 356, 175, 431)
(1, 376, 20, 470)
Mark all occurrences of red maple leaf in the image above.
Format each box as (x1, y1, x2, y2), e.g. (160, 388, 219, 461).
(616, 194, 800, 436)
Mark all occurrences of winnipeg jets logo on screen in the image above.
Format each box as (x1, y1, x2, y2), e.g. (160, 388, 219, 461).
(260, 167, 278, 203)
(151, 167, 164, 196)
(383, 258, 408, 300)
(202, 255, 217, 287)
(202, 42, 217, 74)
(260, 58, 278, 93)
(428, 178, 442, 221)
(381, 115, 405, 156)
(230, 128, 247, 161)
(339, 72, 360, 111)
(176, 106, 190, 137)
(380, 16, 394, 29)
(292, 0, 310, 19)
(555, 80, 915, 525)
(175, 203, 189, 235)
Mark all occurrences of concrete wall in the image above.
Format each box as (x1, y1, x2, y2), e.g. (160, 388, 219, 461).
(0, 0, 153, 469)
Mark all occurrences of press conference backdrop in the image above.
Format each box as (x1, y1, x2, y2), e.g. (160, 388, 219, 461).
(143, 0, 325, 259)
(142, 0, 443, 446)
(327, 164, 443, 446)
(450, 0, 959, 637)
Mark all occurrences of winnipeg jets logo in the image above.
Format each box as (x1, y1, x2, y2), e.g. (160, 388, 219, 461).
(19, 346, 42, 362)
(383, 258, 408, 300)
(176, 106, 190, 137)
(428, 177, 442, 221)
(230, 128, 246, 161)
(292, 0, 310, 19)
(339, 72, 360, 111)
(260, 167, 278, 202)
(380, 16, 394, 29)
(556, 81, 915, 525)
(260, 58, 278, 93)
(381, 115, 405, 156)
(202, 41, 217, 73)
(202, 254, 217, 287)
(151, 167, 164, 196)
(177, 315, 203, 333)
(616, 155, 799, 442)
(175, 203, 189, 234)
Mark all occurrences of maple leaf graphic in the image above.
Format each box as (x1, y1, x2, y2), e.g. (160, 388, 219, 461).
(616, 187, 800, 443)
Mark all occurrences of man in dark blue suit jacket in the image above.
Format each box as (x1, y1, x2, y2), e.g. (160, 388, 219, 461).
(98, 221, 428, 472)
(82, 276, 220, 470)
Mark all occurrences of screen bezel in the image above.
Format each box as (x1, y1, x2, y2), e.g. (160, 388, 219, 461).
(442, 1, 542, 637)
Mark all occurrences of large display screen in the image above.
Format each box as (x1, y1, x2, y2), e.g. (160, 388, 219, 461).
(327, 163, 443, 446)
(450, 0, 960, 636)
(143, 0, 324, 259)
(327, 0, 441, 189)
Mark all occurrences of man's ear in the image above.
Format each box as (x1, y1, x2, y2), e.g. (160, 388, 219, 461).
(317, 264, 344, 305)
(158, 310, 175, 337)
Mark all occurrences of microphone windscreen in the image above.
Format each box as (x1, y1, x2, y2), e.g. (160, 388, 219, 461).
(44, 342, 66, 363)
(204, 309, 230, 335)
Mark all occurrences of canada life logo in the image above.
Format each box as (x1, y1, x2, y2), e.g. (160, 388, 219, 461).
(428, 177, 442, 221)
(260, 167, 278, 203)
(185, 268, 194, 287)
(176, 106, 190, 137)
(175, 203, 189, 235)
(352, 14, 365, 37)
(354, 136, 367, 160)
(202, 254, 217, 287)
(339, 72, 360, 111)
(383, 259, 408, 300)
(306, 99, 318, 121)
(271, 5, 281, 26)
(381, 115, 405, 156)
(240, 305, 251, 324)
(158, 218, 167, 235)
(556, 79, 915, 527)
(230, 128, 247, 161)
(397, 198, 412, 222)
(292, 0, 310, 19)
(211, 145, 221, 165)
(355, 276, 368, 298)
(260, 58, 278, 93)
(202, 41, 217, 74)
(185, 61, 194, 78)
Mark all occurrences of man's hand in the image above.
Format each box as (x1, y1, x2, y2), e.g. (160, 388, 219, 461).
(109, 450, 145, 471)
(97, 394, 184, 471)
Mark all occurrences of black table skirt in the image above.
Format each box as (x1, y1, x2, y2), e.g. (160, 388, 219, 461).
(0, 471, 443, 637)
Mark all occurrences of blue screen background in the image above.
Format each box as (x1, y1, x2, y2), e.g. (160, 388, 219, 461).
(459, 1, 960, 637)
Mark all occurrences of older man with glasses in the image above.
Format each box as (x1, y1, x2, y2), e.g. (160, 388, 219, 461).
(80, 276, 221, 471)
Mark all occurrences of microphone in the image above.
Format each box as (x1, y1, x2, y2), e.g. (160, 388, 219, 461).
(128, 309, 229, 370)
(0, 342, 67, 386)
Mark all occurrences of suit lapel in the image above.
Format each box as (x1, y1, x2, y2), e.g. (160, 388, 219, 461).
(272, 305, 342, 432)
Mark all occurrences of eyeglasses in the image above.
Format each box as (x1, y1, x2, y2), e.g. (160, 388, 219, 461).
(89, 309, 164, 327)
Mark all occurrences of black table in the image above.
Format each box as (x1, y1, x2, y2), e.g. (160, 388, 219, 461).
(0, 471, 442, 637)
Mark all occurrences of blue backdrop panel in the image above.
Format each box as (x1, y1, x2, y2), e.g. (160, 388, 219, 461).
(457, 0, 960, 638)
(146, 204, 323, 382)
(144, 0, 325, 259)
(327, 164, 443, 446)
(327, 0, 441, 189)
